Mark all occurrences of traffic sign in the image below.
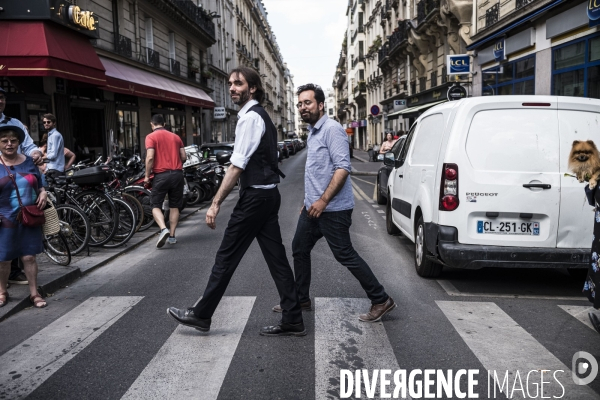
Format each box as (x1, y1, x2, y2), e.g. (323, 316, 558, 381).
(370, 105, 380, 116)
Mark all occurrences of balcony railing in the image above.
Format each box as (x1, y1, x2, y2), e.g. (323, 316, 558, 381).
(516, 0, 535, 10)
(352, 55, 364, 69)
(117, 34, 132, 58)
(169, 0, 216, 39)
(353, 81, 366, 96)
(351, 26, 363, 44)
(417, 0, 440, 25)
(485, 3, 499, 28)
(146, 48, 160, 69)
(170, 58, 180, 76)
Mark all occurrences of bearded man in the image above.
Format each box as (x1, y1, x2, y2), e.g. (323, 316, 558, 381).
(167, 67, 305, 336)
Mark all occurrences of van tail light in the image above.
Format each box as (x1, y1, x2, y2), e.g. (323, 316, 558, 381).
(440, 163, 459, 211)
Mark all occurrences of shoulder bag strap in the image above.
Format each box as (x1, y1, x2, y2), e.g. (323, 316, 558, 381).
(0, 156, 24, 209)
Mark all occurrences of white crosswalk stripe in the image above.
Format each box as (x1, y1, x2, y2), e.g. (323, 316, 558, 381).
(121, 296, 255, 400)
(0, 296, 143, 399)
(315, 297, 409, 399)
(437, 301, 597, 399)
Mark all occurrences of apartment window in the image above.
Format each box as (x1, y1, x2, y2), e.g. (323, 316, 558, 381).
(169, 32, 176, 60)
(552, 34, 600, 98)
(145, 18, 153, 49)
(482, 55, 535, 96)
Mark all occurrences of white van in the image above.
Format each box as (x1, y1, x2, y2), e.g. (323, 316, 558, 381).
(384, 96, 598, 278)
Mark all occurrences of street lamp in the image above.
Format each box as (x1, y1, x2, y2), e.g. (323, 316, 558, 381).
(208, 11, 221, 19)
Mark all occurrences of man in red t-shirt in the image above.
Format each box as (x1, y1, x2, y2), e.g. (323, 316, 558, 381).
(144, 114, 187, 248)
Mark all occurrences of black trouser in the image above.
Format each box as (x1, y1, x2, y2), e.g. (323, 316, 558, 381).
(292, 208, 388, 305)
(9, 258, 20, 280)
(193, 187, 303, 324)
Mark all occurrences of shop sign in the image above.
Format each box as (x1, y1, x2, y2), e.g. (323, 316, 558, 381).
(213, 107, 226, 119)
(447, 84, 468, 101)
(393, 100, 407, 111)
(589, 0, 600, 27)
(447, 55, 470, 75)
(432, 91, 443, 100)
(345, 128, 354, 135)
(68, 6, 97, 31)
(351, 121, 360, 128)
(370, 105, 381, 116)
(493, 39, 505, 62)
(359, 120, 367, 127)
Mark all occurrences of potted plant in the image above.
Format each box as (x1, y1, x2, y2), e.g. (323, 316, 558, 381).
(188, 56, 200, 73)
(201, 69, 213, 79)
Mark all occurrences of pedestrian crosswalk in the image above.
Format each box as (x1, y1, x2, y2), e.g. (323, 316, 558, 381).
(2, 297, 599, 399)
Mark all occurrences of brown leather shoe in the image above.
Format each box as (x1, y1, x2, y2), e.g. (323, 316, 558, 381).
(358, 297, 396, 322)
(272, 300, 312, 313)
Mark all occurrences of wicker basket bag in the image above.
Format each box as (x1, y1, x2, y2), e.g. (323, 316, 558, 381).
(42, 201, 60, 236)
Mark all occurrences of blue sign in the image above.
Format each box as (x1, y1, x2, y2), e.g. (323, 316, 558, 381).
(589, 0, 600, 27)
(370, 105, 380, 116)
(493, 38, 505, 61)
(447, 55, 470, 75)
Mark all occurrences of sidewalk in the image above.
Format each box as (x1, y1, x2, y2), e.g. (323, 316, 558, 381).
(351, 148, 383, 176)
(0, 206, 203, 322)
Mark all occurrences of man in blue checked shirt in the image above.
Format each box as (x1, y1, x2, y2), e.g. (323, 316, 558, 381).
(272, 83, 396, 323)
(41, 113, 65, 177)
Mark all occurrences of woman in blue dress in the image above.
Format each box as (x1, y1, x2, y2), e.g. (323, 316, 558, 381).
(0, 125, 48, 308)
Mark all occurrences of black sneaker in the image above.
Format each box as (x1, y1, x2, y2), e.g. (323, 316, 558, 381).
(260, 322, 307, 337)
(8, 273, 28, 285)
(167, 307, 211, 332)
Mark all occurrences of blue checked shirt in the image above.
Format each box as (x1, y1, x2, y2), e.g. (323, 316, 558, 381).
(304, 114, 354, 212)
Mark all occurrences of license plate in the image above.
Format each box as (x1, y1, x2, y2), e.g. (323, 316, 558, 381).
(477, 220, 540, 235)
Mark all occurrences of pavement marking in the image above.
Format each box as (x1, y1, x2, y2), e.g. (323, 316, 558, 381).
(352, 176, 376, 186)
(352, 187, 365, 201)
(437, 279, 588, 301)
(372, 204, 379, 208)
(373, 182, 377, 201)
(558, 305, 598, 331)
(315, 298, 409, 399)
(437, 301, 597, 399)
(351, 181, 374, 204)
(382, 216, 386, 220)
(121, 296, 255, 400)
(377, 210, 385, 214)
(0, 296, 143, 399)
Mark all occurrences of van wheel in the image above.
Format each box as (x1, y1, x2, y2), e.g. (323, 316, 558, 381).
(386, 196, 400, 235)
(415, 216, 443, 278)
(376, 177, 386, 205)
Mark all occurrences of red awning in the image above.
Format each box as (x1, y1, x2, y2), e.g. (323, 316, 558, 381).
(0, 21, 106, 86)
(100, 57, 215, 108)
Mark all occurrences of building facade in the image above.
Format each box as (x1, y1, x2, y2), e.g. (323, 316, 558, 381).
(0, 0, 294, 158)
(334, 0, 474, 150)
(0, 0, 217, 160)
(469, 0, 599, 102)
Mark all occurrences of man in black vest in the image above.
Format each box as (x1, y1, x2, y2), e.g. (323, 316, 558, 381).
(167, 67, 305, 336)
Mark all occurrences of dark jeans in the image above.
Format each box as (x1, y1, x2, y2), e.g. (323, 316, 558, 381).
(193, 187, 303, 324)
(292, 208, 388, 304)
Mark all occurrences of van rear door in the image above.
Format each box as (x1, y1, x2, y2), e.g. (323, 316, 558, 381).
(556, 99, 599, 249)
(459, 106, 560, 248)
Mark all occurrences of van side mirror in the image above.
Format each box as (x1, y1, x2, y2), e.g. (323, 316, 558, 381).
(383, 152, 395, 166)
(394, 159, 404, 168)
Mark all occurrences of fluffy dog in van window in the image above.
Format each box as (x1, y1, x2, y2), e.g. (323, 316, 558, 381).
(569, 140, 600, 189)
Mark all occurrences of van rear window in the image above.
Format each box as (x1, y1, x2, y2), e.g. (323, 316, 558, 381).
(466, 109, 559, 173)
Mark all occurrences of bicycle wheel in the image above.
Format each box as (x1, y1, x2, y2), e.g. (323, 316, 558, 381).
(102, 197, 137, 248)
(121, 192, 144, 232)
(73, 190, 118, 247)
(123, 186, 154, 232)
(54, 203, 91, 255)
(43, 232, 71, 266)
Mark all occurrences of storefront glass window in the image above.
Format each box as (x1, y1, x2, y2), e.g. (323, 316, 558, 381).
(554, 42, 585, 70)
(482, 55, 535, 96)
(552, 33, 600, 98)
(164, 114, 186, 142)
(117, 110, 140, 157)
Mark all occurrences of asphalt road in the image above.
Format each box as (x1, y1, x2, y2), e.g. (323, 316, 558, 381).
(1, 151, 600, 400)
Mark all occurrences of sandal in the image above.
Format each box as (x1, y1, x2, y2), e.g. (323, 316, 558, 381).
(30, 293, 47, 309)
(0, 292, 7, 307)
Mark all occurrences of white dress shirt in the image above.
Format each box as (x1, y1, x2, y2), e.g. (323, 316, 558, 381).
(230, 99, 276, 189)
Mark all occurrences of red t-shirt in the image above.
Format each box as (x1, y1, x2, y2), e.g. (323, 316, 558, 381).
(145, 128, 184, 173)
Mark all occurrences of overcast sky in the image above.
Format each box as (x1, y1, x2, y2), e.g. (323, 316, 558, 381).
(261, 0, 348, 92)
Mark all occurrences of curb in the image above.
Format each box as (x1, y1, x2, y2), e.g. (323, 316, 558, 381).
(0, 206, 205, 322)
(352, 155, 370, 163)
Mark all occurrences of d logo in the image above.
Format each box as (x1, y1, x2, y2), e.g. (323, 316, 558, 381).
(572, 351, 598, 385)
